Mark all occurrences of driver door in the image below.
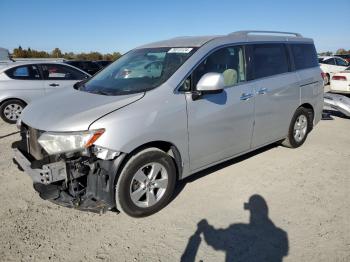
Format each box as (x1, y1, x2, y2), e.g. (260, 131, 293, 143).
(185, 45, 255, 171)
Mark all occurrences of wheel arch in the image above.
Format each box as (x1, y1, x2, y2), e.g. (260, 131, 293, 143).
(0, 97, 28, 107)
(113, 140, 183, 185)
(299, 103, 314, 128)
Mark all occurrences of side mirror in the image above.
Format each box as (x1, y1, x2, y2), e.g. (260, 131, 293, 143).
(193, 72, 224, 100)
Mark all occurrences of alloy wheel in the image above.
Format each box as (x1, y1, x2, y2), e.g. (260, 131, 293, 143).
(129, 162, 168, 208)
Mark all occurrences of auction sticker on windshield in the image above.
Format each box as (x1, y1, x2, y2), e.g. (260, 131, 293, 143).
(168, 48, 193, 53)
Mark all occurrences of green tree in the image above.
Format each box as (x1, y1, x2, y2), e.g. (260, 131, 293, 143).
(51, 48, 62, 58)
(12, 46, 122, 60)
(336, 48, 347, 55)
(111, 52, 122, 61)
(318, 51, 333, 56)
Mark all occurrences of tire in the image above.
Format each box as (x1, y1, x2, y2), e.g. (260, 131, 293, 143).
(115, 148, 177, 217)
(0, 99, 26, 124)
(282, 107, 313, 148)
(324, 73, 330, 85)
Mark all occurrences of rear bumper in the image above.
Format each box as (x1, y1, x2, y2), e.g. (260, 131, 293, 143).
(13, 148, 67, 184)
(329, 82, 350, 93)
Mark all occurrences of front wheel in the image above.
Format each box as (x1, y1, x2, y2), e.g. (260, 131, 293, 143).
(0, 99, 26, 124)
(282, 107, 312, 148)
(115, 148, 177, 217)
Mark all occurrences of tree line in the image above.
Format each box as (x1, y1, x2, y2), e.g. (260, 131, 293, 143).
(11, 46, 350, 60)
(318, 48, 350, 56)
(12, 46, 122, 61)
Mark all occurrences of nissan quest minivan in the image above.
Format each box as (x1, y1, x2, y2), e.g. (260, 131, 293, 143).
(13, 31, 323, 217)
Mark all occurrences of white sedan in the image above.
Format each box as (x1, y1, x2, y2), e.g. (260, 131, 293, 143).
(0, 61, 90, 123)
(319, 56, 349, 85)
(330, 67, 350, 94)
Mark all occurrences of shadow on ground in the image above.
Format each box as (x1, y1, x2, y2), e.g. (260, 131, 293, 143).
(173, 143, 278, 200)
(181, 195, 289, 262)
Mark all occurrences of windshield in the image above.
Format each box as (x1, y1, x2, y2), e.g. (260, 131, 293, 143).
(80, 47, 197, 95)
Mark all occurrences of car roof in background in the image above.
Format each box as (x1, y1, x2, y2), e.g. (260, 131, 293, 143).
(319, 56, 347, 60)
(0, 61, 91, 75)
(65, 60, 96, 63)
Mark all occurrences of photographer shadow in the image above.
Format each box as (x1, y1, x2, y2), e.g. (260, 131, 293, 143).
(181, 195, 289, 262)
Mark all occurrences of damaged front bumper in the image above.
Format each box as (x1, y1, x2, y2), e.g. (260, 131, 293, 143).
(13, 125, 125, 214)
(14, 148, 67, 184)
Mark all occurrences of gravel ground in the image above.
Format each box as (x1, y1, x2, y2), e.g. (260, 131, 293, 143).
(0, 110, 349, 262)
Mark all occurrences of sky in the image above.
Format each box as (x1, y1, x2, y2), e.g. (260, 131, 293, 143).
(0, 0, 349, 54)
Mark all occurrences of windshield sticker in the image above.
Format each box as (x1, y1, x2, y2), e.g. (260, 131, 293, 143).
(168, 48, 193, 54)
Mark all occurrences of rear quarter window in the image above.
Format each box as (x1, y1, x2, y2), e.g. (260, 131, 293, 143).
(291, 44, 318, 70)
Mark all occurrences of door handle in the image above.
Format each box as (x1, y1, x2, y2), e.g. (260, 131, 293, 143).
(240, 93, 254, 101)
(257, 88, 268, 95)
(49, 83, 59, 87)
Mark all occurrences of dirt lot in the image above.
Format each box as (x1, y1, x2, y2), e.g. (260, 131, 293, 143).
(0, 112, 349, 262)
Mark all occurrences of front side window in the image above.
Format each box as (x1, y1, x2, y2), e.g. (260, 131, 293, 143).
(80, 47, 197, 95)
(6, 65, 41, 80)
(252, 44, 289, 79)
(291, 44, 318, 70)
(41, 64, 87, 80)
(191, 45, 246, 88)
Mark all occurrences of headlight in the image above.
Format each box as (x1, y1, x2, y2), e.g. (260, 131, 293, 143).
(38, 129, 105, 155)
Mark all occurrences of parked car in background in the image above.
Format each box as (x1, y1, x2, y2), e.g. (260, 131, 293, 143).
(14, 31, 323, 217)
(329, 66, 350, 93)
(94, 60, 112, 69)
(64, 60, 101, 75)
(0, 48, 12, 62)
(119, 60, 163, 79)
(319, 56, 349, 85)
(0, 61, 90, 123)
(334, 54, 350, 63)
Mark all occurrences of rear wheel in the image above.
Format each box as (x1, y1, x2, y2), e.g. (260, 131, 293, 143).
(0, 99, 26, 124)
(282, 107, 312, 148)
(324, 73, 330, 85)
(115, 148, 177, 217)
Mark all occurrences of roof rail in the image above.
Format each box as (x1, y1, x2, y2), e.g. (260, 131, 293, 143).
(230, 30, 302, 37)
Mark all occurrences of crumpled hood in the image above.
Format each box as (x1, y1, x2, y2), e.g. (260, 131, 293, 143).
(21, 88, 144, 131)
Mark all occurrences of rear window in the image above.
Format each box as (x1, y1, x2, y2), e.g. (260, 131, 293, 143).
(291, 44, 318, 70)
(5, 65, 41, 80)
(335, 58, 348, 66)
(252, 44, 289, 79)
(322, 58, 335, 65)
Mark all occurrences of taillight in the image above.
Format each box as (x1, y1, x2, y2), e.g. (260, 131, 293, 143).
(332, 75, 347, 81)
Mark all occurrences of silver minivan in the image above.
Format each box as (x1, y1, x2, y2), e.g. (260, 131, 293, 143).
(13, 31, 323, 217)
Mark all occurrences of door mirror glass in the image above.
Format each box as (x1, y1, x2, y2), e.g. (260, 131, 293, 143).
(196, 72, 224, 92)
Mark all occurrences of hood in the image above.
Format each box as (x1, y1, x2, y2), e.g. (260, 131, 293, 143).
(21, 88, 144, 131)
